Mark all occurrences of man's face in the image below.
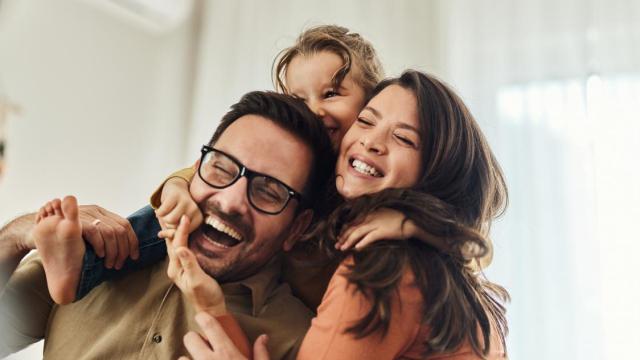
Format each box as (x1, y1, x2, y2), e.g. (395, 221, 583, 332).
(188, 114, 313, 281)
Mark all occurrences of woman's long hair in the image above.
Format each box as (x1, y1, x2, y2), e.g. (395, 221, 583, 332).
(310, 70, 510, 357)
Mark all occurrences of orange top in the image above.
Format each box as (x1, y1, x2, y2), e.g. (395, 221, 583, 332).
(297, 257, 506, 360)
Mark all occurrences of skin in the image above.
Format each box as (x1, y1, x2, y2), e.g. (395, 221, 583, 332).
(336, 85, 422, 199)
(285, 51, 367, 150)
(10, 198, 139, 305)
(187, 114, 314, 282)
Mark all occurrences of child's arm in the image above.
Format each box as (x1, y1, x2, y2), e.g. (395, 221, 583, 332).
(75, 205, 167, 300)
(74, 167, 202, 302)
(336, 208, 493, 270)
(150, 167, 202, 233)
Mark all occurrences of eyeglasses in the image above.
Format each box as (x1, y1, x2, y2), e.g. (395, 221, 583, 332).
(197, 146, 305, 215)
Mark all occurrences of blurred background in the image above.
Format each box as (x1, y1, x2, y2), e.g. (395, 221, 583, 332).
(1, 0, 638, 359)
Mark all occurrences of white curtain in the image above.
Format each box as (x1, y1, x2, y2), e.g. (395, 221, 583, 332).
(435, 0, 640, 358)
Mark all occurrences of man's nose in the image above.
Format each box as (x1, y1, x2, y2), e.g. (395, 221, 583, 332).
(214, 177, 250, 216)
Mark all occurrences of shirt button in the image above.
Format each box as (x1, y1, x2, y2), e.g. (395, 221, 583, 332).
(152, 334, 162, 344)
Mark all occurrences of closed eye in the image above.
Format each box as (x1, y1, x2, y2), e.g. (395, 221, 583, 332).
(324, 90, 339, 99)
(356, 117, 374, 126)
(394, 134, 417, 148)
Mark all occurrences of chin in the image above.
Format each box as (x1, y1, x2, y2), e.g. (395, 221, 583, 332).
(339, 183, 368, 199)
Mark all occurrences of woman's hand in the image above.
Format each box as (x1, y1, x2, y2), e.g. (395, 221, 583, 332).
(336, 208, 410, 251)
(160, 215, 226, 316)
(336, 208, 449, 252)
(179, 312, 270, 360)
(156, 177, 203, 233)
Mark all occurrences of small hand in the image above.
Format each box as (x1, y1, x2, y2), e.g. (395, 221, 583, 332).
(163, 215, 226, 316)
(179, 312, 270, 360)
(336, 208, 408, 251)
(76, 205, 139, 270)
(156, 177, 203, 233)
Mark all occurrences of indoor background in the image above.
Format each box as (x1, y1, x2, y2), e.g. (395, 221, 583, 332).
(1, 0, 638, 359)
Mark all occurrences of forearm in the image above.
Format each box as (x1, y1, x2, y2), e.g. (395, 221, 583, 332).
(0, 213, 35, 291)
(403, 219, 448, 250)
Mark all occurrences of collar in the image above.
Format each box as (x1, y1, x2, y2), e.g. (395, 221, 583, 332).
(219, 255, 283, 316)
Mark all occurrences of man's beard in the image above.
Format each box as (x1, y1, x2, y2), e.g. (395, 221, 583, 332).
(187, 199, 255, 282)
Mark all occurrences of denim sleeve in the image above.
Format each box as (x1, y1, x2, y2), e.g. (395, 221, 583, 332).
(75, 205, 167, 300)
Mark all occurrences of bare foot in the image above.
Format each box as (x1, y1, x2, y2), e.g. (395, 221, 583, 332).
(32, 196, 85, 304)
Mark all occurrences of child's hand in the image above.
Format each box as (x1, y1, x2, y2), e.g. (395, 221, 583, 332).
(336, 208, 410, 251)
(156, 177, 203, 233)
(162, 215, 226, 316)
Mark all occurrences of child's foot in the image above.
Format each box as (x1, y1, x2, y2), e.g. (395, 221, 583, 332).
(32, 196, 85, 304)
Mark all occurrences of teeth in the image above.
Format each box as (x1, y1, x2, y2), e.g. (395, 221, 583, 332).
(351, 159, 382, 177)
(205, 216, 242, 241)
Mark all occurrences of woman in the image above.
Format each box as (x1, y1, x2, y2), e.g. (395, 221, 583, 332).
(171, 70, 509, 359)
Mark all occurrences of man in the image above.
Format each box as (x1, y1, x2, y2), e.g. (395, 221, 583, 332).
(0, 91, 334, 359)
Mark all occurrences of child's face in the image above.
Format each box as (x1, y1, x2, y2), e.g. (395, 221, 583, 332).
(285, 51, 367, 150)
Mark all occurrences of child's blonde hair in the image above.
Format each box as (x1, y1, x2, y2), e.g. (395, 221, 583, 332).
(273, 25, 384, 98)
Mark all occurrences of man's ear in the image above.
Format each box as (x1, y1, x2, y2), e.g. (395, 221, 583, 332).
(192, 159, 200, 170)
(282, 209, 313, 252)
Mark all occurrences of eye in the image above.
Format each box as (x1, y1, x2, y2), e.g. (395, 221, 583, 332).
(356, 117, 374, 126)
(323, 90, 339, 99)
(394, 134, 419, 148)
(212, 163, 235, 179)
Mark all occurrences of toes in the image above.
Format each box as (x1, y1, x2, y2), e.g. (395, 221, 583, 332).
(61, 196, 79, 221)
(45, 201, 55, 217)
(52, 198, 63, 216)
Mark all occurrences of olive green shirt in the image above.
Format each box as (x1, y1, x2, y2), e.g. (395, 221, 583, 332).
(0, 254, 312, 359)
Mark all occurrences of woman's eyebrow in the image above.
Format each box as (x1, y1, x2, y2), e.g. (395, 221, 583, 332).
(362, 106, 381, 118)
(363, 106, 421, 134)
(396, 122, 421, 134)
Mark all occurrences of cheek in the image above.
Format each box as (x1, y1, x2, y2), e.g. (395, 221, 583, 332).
(391, 153, 422, 187)
(189, 180, 207, 203)
(334, 102, 359, 129)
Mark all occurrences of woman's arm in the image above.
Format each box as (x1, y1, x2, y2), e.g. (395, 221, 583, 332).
(297, 257, 423, 360)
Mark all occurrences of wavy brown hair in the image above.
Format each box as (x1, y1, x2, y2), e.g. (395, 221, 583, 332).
(273, 25, 384, 99)
(311, 70, 509, 357)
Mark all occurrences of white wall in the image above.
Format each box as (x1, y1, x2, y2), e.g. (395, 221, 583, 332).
(0, 0, 198, 358)
(0, 0, 197, 224)
(186, 0, 443, 153)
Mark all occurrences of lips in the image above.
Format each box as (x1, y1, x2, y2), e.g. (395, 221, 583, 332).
(200, 215, 244, 248)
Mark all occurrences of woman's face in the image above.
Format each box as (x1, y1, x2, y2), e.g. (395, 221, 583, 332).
(336, 85, 423, 199)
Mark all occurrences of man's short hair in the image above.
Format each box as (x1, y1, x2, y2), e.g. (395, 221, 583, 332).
(209, 91, 335, 212)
